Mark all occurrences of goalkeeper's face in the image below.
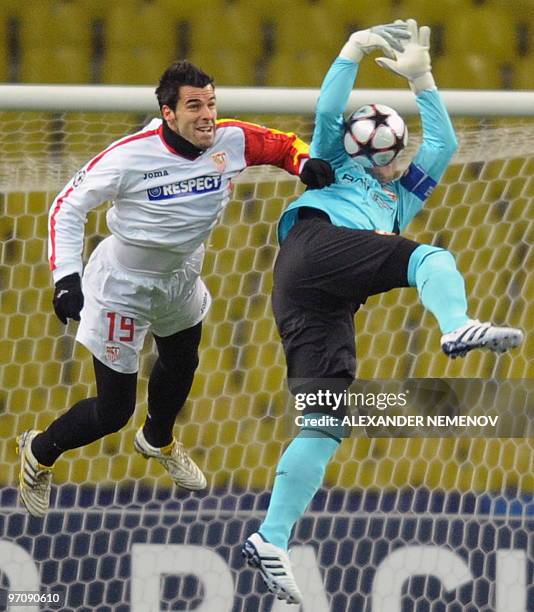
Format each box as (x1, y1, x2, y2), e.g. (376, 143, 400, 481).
(368, 161, 399, 184)
(165, 85, 217, 149)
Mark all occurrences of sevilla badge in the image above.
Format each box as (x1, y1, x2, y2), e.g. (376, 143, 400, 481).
(105, 344, 121, 363)
(211, 151, 227, 173)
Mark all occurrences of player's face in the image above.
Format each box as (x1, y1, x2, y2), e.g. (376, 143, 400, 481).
(368, 160, 398, 184)
(164, 85, 217, 149)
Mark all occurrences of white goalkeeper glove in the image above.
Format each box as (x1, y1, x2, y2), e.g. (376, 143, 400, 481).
(339, 22, 411, 63)
(375, 19, 436, 93)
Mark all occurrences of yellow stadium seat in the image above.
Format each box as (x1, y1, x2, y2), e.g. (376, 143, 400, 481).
(481, 0, 534, 16)
(265, 50, 332, 87)
(0, 0, 26, 81)
(355, 55, 406, 89)
(295, 0, 394, 34)
(265, 0, 345, 58)
(513, 57, 534, 89)
(445, 7, 518, 60)
(0, 14, 9, 82)
(187, 49, 257, 86)
(391, 0, 465, 24)
(0, 0, 21, 16)
(17, 0, 92, 51)
(433, 54, 503, 89)
(101, 47, 175, 85)
(19, 47, 92, 84)
(187, 2, 264, 61)
(104, 1, 186, 54)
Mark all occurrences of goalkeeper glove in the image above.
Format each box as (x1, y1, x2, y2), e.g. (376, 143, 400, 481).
(340, 22, 410, 63)
(375, 19, 436, 93)
(53, 273, 84, 324)
(300, 158, 335, 189)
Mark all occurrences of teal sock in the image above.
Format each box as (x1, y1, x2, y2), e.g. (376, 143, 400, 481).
(408, 245, 469, 334)
(259, 414, 341, 550)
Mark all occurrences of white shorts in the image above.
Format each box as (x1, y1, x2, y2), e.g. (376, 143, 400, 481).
(76, 237, 211, 373)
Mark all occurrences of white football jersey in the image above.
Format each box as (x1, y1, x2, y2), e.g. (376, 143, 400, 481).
(49, 118, 309, 281)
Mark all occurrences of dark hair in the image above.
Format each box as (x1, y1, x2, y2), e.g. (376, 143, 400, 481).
(155, 61, 214, 110)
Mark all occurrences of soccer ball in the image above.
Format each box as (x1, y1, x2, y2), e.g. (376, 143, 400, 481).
(344, 104, 408, 168)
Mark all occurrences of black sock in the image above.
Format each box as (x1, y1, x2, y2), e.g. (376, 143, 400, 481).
(32, 398, 100, 466)
(143, 358, 196, 447)
(143, 324, 201, 447)
(31, 357, 137, 465)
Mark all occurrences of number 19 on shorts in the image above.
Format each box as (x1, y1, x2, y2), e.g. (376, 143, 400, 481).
(106, 312, 135, 342)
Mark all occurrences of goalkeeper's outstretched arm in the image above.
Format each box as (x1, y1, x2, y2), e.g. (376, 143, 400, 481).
(377, 20, 458, 231)
(310, 23, 410, 167)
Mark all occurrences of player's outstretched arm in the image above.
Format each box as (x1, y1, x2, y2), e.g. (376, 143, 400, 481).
(377, 20, 458, 231)
(48, 147, 121, 323)
(222, 118, 310, 176)
(312, 23, 409, 165)
(317, 23, 409, 115)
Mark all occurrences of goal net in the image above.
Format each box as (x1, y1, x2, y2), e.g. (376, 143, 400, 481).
(0, 88, 532, 611)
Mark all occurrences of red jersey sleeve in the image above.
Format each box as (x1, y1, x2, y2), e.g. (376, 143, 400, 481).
(217, 119, 309, 175)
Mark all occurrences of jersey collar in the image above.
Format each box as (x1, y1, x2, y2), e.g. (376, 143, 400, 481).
(160, 120, 204, 160)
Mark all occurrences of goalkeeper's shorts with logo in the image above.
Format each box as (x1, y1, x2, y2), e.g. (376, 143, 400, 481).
(76, 236, 211, 374)
(272, 210, 419, 409)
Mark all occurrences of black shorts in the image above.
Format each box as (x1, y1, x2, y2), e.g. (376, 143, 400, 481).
(272, 209, 420, 402)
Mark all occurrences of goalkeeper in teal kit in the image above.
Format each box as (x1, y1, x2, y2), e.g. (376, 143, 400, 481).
(242, 20, 524, 604)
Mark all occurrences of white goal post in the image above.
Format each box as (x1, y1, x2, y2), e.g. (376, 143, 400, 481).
(0, 85, 532, 611)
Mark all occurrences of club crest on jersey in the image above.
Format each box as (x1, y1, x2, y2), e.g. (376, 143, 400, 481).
(383, 188, 397, 201)
(72, 169, 86, 188)
(105, 344, 120, 363)
(147, 175, 222, 200)
(372, 190, 396, 210)
(211, 151, 227, 173)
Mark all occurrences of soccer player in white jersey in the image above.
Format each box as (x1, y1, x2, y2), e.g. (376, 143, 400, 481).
(242, 21, 524, 604)
(16, 60, 333, 518)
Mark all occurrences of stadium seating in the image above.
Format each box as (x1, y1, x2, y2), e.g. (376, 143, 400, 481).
(101, 48, 176, 85)
(101, 2, 185, 84)
(18, 2, 93, 83)
(433, 54, 504, 89)
(17, 1, 92, 52)
(103, 1, 187, 54)
(187, 49, 257, 86)
(186, 1, 264, 57)
(353, 55, 408, 89)
(0, 2, 14, 82)
(19, 48, 92, 85)
(445, 7, 519, 60)
(265, 50, 333, 87)
(0, 0, 531, 89)
(312, 0, 394, 33)
(391, 0, 461, 22)
(266, 0, 344, 57)
(513, 57, 534, 89)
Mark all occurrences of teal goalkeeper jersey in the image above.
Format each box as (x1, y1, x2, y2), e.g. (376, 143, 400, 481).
(278, 58, 458, 242)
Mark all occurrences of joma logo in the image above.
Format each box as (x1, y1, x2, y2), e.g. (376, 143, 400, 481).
(143, 170, 169, 180)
